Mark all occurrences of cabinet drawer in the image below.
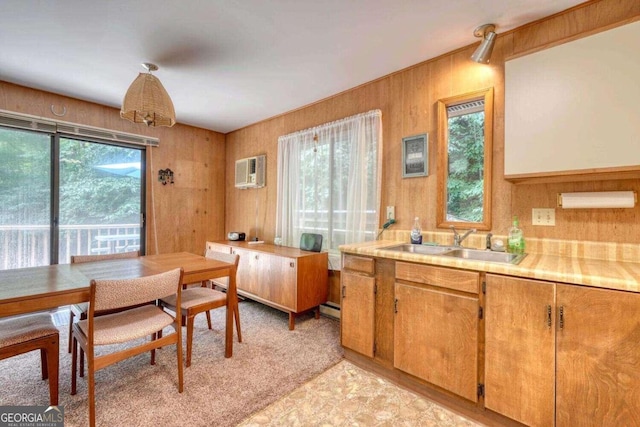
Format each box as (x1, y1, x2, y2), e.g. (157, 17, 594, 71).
(205, 242, 232, 254)
(343, 255, 375, 275)
(396, 262, 479, 294)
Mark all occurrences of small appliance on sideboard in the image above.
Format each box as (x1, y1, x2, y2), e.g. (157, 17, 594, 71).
(227, 232, 246, 241)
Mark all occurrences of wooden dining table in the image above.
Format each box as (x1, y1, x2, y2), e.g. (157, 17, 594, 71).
(0, 252, 238, 357)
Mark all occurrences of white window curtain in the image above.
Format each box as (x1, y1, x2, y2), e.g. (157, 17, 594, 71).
(276, 109, 382, 251)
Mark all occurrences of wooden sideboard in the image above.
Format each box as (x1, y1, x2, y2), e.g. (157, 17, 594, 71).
(210, 241, 328, 330)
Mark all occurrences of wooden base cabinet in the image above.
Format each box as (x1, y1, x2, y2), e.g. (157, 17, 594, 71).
(340, 255, 376, 358)
(341, 270, 375, 357)
(394, 262, 480, 402)
(485, 274, 640, 426)
(484, 274, 555, 427)
(394, 283, 479, 402)
(556, 284, 640, 426)
(213, 241, 328, 330)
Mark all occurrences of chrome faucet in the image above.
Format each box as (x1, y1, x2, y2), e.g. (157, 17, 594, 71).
(450, 226, 477, 247)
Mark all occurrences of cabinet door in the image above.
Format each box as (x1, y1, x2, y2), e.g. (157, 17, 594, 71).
(264, 255, 296, 309)
(207, 243, 233, 288)
(484, 275, 555, 426)
(394, 283, 478, 402)
(341, 271, 375, 357)
(556, 285, 640, 426)
(232, 248, 258, 295)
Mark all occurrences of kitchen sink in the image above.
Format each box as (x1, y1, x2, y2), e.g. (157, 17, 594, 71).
(381, 243, 456, 255)
(380, 244, 526, 264)
(441, 248, 527, 264)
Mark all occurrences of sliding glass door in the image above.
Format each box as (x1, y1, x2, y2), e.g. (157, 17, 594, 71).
(0, 128, 52, 269)
(0, 126, 145, 269)
(58, 138, 144, 263)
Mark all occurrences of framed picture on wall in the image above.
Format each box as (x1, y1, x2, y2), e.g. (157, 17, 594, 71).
(402, 133, 428, 178)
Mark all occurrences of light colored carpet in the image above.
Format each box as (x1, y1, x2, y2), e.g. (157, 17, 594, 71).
(0, 300, 343, 426)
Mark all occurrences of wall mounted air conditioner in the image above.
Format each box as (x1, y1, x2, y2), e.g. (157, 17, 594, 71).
(235, 155, 265, 188)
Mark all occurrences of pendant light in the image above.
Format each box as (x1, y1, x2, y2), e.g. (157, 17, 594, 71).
(120, 63, 176, 127)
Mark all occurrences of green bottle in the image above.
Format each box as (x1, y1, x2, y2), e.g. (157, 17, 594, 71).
(507, 216, 525, 255)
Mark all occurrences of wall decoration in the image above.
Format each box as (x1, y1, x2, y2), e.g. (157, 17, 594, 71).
(402, 133, 428, 178)
(158, 168, 174, 185)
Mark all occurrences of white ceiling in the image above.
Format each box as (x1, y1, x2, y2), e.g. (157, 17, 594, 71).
(0, 0, 585, 134)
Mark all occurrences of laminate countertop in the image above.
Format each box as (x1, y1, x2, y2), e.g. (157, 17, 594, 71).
(340, 240, 640, 293)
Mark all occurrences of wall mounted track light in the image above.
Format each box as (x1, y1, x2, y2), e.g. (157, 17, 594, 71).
(471, 24, 497, 64)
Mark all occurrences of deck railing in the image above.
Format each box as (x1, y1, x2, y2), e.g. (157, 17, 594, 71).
(0, 224, 140, 270)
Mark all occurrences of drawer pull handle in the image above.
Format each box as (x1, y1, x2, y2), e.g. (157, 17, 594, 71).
(546, 304, 552, 328)
(342, 286, 346, 298)
(559, 306, 564, 330)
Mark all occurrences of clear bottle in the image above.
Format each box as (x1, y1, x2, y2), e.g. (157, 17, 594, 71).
(410, 217, 423, 244)
(507, 216, 525, 254)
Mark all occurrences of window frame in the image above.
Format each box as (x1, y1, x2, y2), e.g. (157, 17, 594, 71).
(0, 124, 147, 268)
(436, 87, 494, 231)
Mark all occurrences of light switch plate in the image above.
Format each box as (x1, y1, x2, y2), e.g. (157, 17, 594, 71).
(532, 208, 555, 226)
(386, 206, 395, 220)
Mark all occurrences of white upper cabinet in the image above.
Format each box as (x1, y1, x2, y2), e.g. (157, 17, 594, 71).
(504, 21, 640, 180)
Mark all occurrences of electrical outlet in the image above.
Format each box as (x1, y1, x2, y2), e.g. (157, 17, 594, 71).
(386, 206, 395, 220)
(532, 208, 555, 226)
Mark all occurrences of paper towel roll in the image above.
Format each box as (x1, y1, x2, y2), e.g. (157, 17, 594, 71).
(559, 191, 636, 209)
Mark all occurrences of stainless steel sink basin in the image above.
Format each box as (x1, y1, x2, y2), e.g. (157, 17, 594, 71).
(442, 248, 527, 264)
(381, 244, 456, 255)
(380, 244, 526, 264)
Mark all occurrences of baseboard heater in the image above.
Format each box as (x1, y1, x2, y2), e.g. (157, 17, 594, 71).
(320, 302, 340, 320)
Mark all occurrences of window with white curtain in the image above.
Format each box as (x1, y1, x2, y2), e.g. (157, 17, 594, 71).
(276, 110, 382, 252)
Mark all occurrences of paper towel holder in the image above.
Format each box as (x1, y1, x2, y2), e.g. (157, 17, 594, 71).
(557, 191, 637, 209)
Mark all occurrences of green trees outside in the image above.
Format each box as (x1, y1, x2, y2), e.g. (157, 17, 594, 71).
(59, 138, 141, 225)
(297, 133, 378, 249)
(0, 128, 51, 225)
(446, 112, 485, 223)
(0, 128, 142, 227)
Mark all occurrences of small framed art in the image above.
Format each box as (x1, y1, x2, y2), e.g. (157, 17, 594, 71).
(402, 133, 428, 178)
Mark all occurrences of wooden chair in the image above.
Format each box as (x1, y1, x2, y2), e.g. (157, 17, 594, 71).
(0, 313, 59, 405)
(159, 251, 240, 367)
(204, 241, 242, 333)
(67, 251, 140, 353)
(71, 268, 184, 427)
(203, 241, 230, 285)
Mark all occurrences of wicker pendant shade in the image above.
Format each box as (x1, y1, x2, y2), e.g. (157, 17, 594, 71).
(120, 63, 176, 127)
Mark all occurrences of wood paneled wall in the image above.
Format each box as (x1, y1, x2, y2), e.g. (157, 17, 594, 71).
(225, 0, 640, 244)
(0, 81, 227, 255)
